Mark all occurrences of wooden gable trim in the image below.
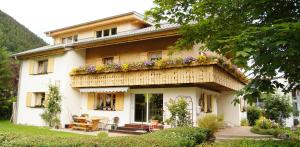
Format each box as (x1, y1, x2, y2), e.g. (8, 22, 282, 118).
(74, 29, 179, 50)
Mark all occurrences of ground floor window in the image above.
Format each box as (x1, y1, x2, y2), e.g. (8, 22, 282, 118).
(26, 92, 46, 108)
(95, 93, 116, 111)
(134, 93, 163, 123)
(198, 92, 213, 113)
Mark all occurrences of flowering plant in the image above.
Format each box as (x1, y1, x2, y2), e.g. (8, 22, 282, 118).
(144, 60, 155, 67)
(121, 64, 129, 72)
(183, 56, 197, 64)
(87, 65, 96, 73)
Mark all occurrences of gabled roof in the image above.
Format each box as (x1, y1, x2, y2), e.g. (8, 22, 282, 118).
(45, 11, 153, 37)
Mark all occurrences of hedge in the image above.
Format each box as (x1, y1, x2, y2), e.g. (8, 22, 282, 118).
(0, 127, 210, 146)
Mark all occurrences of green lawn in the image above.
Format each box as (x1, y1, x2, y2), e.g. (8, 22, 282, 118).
(0, 120, 88, 137)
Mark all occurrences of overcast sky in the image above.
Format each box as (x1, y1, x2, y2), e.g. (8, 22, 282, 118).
(0, 0, 154, 44)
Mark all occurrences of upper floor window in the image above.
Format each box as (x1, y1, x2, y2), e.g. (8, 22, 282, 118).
(103, 29, 110, 37)
(103, 57, 114, 65)
(96, 27, 117, 38)
(29, 58, 54, 75)
(96, 31, 102, 38)
(62, 35, 78, 44)
(148, 51, 162, 61)
(111, 28, 117, 35)
(37, 60, 48, 74)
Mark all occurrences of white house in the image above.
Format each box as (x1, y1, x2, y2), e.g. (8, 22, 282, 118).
(13, 12, 248, 128)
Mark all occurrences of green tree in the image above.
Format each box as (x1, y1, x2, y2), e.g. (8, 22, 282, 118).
(41, 84, 62, 127)
(146, 0, 300, 103)
(165, 97, 192, 127)
(261, 94, 293, 125)
(0, 48, 13, 119)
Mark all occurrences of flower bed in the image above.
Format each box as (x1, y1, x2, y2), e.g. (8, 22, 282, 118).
(70, 55, 248, 84)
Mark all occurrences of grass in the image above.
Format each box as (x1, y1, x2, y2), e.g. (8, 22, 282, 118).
(0, 120, 89, 137)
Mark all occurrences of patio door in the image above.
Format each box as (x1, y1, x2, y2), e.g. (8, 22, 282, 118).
(134, 93, 163, 123)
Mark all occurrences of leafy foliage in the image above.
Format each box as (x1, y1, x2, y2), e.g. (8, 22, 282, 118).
(0, 48, 14, 119)
(0, 10, 46, 53)
(261, 94, 293, 125)
(240, 118, 249, 126)
(41, 85, 62, 127)
(146, 0, 300, 102)
(204, 139, 300, 147)
(247, 106, 262, 126)
(197, 114, 224, 134)
(165, 97, 193, 127)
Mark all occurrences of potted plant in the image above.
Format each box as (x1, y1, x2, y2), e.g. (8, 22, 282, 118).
(151, 115, 162, 125)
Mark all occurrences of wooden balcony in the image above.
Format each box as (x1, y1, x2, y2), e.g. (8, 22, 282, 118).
(70, 64, 246, 91)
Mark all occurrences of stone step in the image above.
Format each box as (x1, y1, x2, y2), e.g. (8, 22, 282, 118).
(117, 126, 146, 131)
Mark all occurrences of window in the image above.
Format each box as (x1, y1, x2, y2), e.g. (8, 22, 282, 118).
(207, 95, 212, 112)
(62, 35, 78, 43)
(103, 57, 114, 65)
(96, 31, 102, 38)
(199, 93, 205, 112)
(37, 60, 48, 74)
(96, 27, 117, 38)
(103, 29, 110, 37)
(95, 93, 116, 111)
(199, 93, 213, 113)
(73, 35, 78, 42)
(111, 28, 117, 35)
(148, 51, 162, 61)
(26, 92, 46, 108)
(34, 93, 45, 107)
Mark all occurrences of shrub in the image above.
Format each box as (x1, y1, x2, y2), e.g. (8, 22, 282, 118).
(165, 97, 193, 127)
(247, 106, 261, 126)
(41, 84, 62, 127)
(262, 94, 293, 125)
(240, 118, 249, 126)
(197, 114, 224, 134)
(255, 117, 272, 129)
(208, 139, 300, 147)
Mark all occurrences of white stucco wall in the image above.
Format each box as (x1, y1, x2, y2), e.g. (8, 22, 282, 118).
(16, 49, 86, 126)
(217, 91, 242, 126)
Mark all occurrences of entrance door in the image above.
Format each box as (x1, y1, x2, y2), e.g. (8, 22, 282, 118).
(134, 93, 163, 123)
(134, 94, 147, 122)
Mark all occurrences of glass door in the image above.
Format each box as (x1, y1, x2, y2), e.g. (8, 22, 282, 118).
(134, 93, 163, 123)
(134, 94, 147, 122)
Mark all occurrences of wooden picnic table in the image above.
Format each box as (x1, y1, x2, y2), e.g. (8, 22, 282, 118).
(71, 117, 100, 131)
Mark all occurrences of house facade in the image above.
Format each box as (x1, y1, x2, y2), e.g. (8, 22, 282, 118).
(14, 12, 247, 127)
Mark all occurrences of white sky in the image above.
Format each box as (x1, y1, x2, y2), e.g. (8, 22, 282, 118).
(0, 0, 154, 44)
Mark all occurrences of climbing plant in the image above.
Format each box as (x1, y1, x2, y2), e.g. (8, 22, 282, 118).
(165, 97, 193, 127)
(41, 84, 62, 127)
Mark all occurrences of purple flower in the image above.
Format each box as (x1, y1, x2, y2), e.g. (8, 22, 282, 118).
(114, 64, 122, 70)
(87, 65, 96, 73)
(144, 60, 155, 67)
(183, 56, 197, 64)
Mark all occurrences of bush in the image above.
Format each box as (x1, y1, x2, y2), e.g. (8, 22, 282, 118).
(197, 114, 224, 134)
(262, 94, 293, 125)
(240, 118, 249, 126)
(206, 139, 300, 147)
(0, 127, 210, 146)
(165, 97, 193, 127)
(247, 106, 261, 126)
(255, 117, 272, 129)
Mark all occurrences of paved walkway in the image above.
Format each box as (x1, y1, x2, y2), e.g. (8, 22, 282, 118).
(52, 128, 134, 137)
(215, 126, 274, 141)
